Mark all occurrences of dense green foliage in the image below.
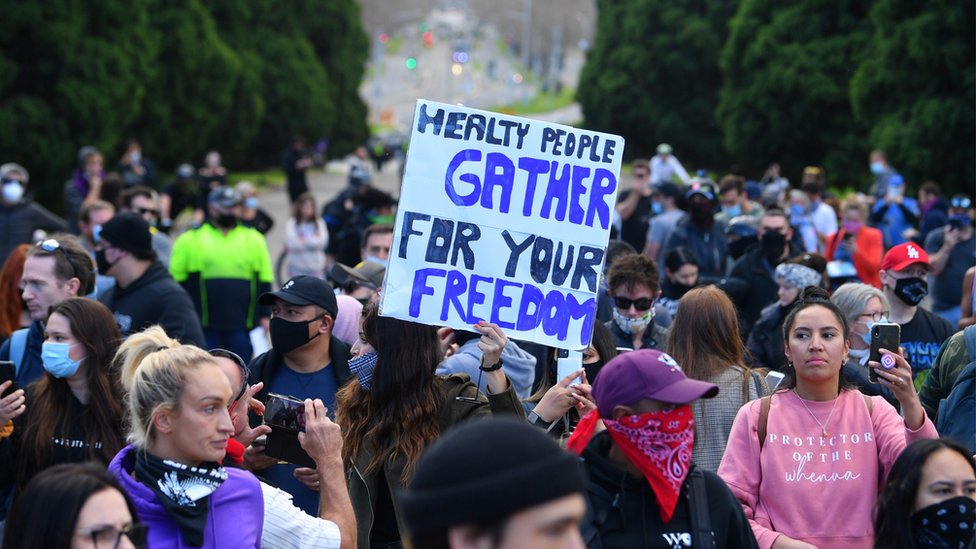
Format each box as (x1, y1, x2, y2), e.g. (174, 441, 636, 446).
(0, 0, 369, 212)
(578, 0, 974, 195)
(578, 0, 736, 169)
(850, 0, 975, 192)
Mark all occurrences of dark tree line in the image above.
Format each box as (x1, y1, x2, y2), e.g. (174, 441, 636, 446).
(578, 0, 974, 195)
(0, 0, 370, 211)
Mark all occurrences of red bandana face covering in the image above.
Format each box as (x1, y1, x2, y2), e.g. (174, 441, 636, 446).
(568, 405, 695, 522)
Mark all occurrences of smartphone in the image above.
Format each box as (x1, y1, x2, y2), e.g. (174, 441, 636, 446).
(869, 323, 901, 383)
(556, 349, 583, 387)
(765, 371, 786, 391)
(0, 361, 18, 396)
(262, 393, 315, 467)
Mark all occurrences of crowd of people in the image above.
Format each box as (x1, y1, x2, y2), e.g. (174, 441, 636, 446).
(0, 139, 973, 549)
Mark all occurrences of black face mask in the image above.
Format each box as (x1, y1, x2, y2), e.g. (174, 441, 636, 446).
(269, 315, 323, 354)
(689, 202, 714, 227)
(95, 248, 116, 275)
(583, 361, 605, 385)
(892, 276, 928, 306)
(911, 496, 976, 549)
(213, 213, 237, 228)
(760, 231, 787, 263)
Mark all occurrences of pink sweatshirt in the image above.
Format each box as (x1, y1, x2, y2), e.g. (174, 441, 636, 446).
(717, 390, 937, 549)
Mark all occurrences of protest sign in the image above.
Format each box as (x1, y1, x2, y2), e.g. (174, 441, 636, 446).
(380, 99, 624, 349)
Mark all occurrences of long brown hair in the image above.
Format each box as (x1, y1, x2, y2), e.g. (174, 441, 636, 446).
(17, 298, 124, 491)
(335, 303, 443, 481)
(0, 244, 30, 339)
(666, 286, 750, 399)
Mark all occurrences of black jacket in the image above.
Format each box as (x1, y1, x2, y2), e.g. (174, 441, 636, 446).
(746, 302, 788, 372)
(728, 244, 802, 338)
(0, 199, 67, 262)
(98, 261, 206, 347)
(247, 337, 353, 413)
(579, 431, 758, 549)
(606, 318, 669, 351)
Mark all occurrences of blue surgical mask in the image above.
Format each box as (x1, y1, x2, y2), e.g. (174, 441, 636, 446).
(859, 317, 890, 346)
(41, 342, 83, 378)
(790, 204, 806, 218)
(364, 255, 388, 268)
(722, 204, 742, 218)
(651, 201, 663, 215)
(244, 197, 259, 209)
(870, 161, 885, 175)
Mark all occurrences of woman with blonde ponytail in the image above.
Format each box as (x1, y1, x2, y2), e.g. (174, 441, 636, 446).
(109, 326, 263, 548)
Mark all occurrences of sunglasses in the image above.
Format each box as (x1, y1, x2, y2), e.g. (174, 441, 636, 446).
(951, 196, 972, 209)
(208, 348, 250, 404)
(611, 296, 654, 311)
(36, 238, 64, 254)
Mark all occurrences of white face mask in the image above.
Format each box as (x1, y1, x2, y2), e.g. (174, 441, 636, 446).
(612, 307, 654, 334)
(2, 182, 24, 203)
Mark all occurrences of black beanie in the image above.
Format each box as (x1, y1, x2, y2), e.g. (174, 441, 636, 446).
(99, 212, 152, 255)
(399, 418, 585, 536)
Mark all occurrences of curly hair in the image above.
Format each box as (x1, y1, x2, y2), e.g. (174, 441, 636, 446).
(335, 303, 443, 482)
(607, 253, 660, 295)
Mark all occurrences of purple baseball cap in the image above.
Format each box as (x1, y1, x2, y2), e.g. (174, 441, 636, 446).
(592, 349, 719, 417)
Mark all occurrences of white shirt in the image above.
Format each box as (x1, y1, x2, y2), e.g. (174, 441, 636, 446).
(809, 202, 839, 249)
(260, 481, 342, 549)
(650, 154, 690, 185)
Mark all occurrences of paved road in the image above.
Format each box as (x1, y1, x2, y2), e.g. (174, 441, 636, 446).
(259, 160, 403, 280)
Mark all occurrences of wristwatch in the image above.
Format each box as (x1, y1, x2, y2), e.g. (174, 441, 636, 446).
(527, 411, 553, 429)
(479, 359, 503, 372)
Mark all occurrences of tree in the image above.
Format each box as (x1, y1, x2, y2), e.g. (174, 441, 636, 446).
(717, 0, 873, 187)
(0, 0, 156, 210)
(850, 0, 975, 195)
(578, 0, 736, 168)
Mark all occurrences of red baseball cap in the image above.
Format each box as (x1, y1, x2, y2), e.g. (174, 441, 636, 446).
(881, 242, 931, 272)
(591, 349, 718, 418)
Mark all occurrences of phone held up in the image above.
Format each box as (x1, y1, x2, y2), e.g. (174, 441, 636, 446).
(0, 361, 18, 397)
(262, 393, 316, 468)
(868, 323, 901, 384)
(556, 349, 584, 387)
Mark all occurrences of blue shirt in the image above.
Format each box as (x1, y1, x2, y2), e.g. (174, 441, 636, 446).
(262, 361, 338, 514)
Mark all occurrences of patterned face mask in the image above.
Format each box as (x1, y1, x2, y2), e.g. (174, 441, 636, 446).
(911, 496, 976, 549)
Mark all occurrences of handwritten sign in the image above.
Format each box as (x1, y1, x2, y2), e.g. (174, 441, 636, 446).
(380, 100, 624, 349)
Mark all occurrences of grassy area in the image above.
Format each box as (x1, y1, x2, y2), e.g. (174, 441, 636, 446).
(228, 169, 286, 189)
(488, 86, 576, 116)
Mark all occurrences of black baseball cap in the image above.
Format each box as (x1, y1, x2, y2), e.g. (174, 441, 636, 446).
(258, 276, 338, 317)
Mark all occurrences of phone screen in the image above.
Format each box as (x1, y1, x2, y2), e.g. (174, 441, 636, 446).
(0, 361, 17, 396)
(264, 393, 306, 431)
(869, 323, 901, 383)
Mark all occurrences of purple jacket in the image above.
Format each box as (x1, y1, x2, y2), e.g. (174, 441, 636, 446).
(109, 445, 263, 548)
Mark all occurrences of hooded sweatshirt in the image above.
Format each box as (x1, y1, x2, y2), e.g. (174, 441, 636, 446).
(436, 338, 536, 399)
(98, 261, 206, 346)
(718, 390, 937, 549)
(109, 445, 263, 548)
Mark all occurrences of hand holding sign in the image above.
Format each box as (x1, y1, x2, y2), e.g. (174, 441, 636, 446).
(475, 321, 511, 395)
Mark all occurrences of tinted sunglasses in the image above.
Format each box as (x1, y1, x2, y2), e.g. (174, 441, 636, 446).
(611, 296, 654, 311)
(208, 348, 250, 403)
(951, 196, 972, 209)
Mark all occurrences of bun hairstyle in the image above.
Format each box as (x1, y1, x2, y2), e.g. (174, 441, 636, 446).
(114, 326, 216, 449)
(782, 286, 849, 342)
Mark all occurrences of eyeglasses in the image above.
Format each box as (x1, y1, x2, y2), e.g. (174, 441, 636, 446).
(76, 523, 148, 549)
(857, 310, 890, 323)
(208, 348, 250, 404)
(633, 171, 649, 179)
(951, 196, 972, 209)
(135, 207, 159, 217)
(611, 296, 654, 311)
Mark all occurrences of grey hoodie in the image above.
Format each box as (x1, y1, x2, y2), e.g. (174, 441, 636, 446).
(437, 339, 537, 399)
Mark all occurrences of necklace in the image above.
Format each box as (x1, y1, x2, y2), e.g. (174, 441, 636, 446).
(794, 390, 839, 437)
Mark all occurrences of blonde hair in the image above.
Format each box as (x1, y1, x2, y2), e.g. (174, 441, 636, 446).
(114, 326, 216, 449)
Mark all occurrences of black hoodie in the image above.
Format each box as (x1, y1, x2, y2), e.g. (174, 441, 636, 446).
(579, 431, 758, 549)
(98, 261, 205, 346)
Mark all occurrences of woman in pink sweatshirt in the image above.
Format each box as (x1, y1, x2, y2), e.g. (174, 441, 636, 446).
(718, 286, 937, 549)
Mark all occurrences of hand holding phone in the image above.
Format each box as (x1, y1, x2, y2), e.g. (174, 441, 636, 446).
(0, 362, 26, 425)
(556, 350, 584, 387)
(868, 323, 901, 383)
(263, 393, 315, 468)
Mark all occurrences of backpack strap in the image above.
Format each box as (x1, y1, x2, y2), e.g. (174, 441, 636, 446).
(964, 325, 976, 360)
(687, 468, 715, 549)
(862, 393, 873, 416)
(8, 328, 28, 376)
(758, 395, 771, 450)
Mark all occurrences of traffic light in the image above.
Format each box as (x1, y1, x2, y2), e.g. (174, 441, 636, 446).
(422, 31, 434, 48)
(406, 57, 418, 70)
(379, 33, 389, 44)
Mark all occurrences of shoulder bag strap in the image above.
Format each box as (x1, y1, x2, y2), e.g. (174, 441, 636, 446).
(687, 468, 715, 549)
(758, 395, 771, 451)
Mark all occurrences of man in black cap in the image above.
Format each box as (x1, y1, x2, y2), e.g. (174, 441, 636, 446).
(96, 212, 205, 346)
(400, 418, 587, 549)
(663, 179, 728, 282)
(245, 275, 352, 516)
(169, 186, 274, 361)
